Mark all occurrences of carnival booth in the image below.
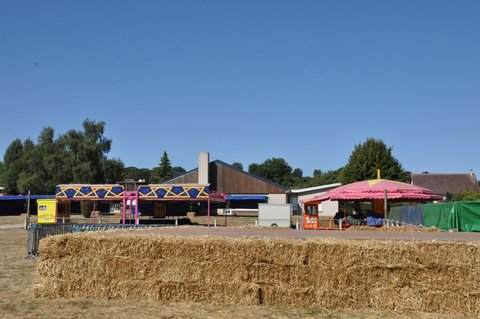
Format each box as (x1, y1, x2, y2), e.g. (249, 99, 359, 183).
(302, 177, 442, 230)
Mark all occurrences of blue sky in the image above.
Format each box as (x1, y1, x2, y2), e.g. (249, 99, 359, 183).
(1, 1, 479, 177)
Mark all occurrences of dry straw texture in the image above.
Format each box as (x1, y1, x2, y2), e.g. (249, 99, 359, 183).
(35, 232, 480, 316)
(348, 226, 441, 232)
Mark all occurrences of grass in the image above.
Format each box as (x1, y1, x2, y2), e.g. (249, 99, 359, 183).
(0, 216, 472, 319)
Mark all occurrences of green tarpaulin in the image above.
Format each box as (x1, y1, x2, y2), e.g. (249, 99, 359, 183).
(424, 201, 480, 232)
(424, 202, 455, 230)
(454, 201, 480, 232)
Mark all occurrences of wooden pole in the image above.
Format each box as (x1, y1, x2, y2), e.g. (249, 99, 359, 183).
(225, 200, 230, 227)
(134, 193, 139, 225)
(24, 190, 31, 230)
(93, 201, 97, 223)
(208, 198, 211, 227)
(384, 189, 388, 224)
(122, 195, 126, 225)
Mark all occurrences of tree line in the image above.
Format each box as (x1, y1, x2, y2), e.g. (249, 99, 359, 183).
(0, 120, 411, 194)
(0, 120, 186, 195)
(246, 138, 409, 188)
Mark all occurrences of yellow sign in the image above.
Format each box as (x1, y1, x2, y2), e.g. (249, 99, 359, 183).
(37, 199, 57, 224)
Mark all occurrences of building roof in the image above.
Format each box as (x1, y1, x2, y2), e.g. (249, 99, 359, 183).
(410, 172, 480, 195)
(290, 183, 341, 194)
(165, 159, 288, 194)
(213, 160, 289, 191)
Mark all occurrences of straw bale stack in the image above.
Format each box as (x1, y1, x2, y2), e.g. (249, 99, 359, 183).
(348, 225, 441, 232)
(34, 232, 480, 315)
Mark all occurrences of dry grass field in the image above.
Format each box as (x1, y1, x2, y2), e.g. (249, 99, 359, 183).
(0, 216, 473, 319)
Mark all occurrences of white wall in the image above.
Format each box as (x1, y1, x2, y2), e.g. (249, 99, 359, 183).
(296, 193, 339, 217)
(268, 194, 287, 204)
(198, 152, 209, 184)
(318, 200, 339, 217)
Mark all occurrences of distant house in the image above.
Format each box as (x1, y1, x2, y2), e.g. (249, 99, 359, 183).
(0, 187, 4, 196)
(411, 171, 480, 199)
(289, 183, 341, 217)
(166, 153, 289, 216)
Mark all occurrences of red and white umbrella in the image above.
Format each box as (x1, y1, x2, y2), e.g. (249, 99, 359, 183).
(303, 179, 442, 205)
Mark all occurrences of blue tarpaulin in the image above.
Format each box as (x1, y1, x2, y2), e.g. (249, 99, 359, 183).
(366, 211, 384, 226)
(0, 195, 55, 200)
(226, 195, 268, 201)
(388, 205, 424, 226)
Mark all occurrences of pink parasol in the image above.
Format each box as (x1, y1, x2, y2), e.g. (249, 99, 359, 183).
(302, 179, 443, 205)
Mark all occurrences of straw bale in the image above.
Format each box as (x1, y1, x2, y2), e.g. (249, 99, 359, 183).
(36, 256, 251, 284)
(35, 277, 260, 305)
(259, 285, 317, 308)
(35, 232, 480, 316)
(348, 226, 441, 232)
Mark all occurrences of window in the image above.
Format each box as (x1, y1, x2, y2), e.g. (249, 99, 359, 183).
(305, 205, 318, 216)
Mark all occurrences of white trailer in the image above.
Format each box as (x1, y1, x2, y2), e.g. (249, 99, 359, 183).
(258, 203, 292, 227)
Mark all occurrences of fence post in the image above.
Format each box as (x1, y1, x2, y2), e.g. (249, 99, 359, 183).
(25, 190, 31, 230)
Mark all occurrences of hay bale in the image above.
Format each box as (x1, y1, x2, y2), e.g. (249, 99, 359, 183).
(34, 232, 480, 316)
(348, 225, 441, 232)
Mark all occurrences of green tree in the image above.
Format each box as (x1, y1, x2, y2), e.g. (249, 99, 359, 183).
(232, 162, 243, 171)
(123, 166, 152, 182)
(457, 190, 480, 201)
(248, 157, 293, 187)
(292, 168, 303, 178)
(36, 127, 64, 192)
(16, 138, 47, 194)
(310, 168, 343, 186)
(102, 159, 125, 184)
(1, 120, 123, 194)
(57, 119, 117, 184)
(339, 138, 409, 184)
(290, 168, 307, 188)
(0, 161, 4, 184)
(1, 139, 24, 194)
(151, 151, 174, 183)
(172, 166, 186, 177)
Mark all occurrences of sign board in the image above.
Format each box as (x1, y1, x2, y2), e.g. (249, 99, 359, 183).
(37, 199, 56, 224)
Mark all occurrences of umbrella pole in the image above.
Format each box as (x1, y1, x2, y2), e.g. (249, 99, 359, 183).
(384, 189, 388, 226)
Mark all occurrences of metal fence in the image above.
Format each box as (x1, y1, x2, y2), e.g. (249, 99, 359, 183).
(26, 223, 168, 258)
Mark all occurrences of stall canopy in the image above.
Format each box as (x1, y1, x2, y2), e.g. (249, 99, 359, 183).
(302, 179, 442, 204)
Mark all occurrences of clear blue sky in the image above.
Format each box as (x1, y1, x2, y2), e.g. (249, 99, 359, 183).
(1, 1, 479, 177)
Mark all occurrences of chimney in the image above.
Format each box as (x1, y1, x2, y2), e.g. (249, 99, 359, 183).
(198, 152, 209, 184)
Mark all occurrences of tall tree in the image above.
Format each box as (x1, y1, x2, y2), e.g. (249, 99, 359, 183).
(248, 157, 294, 187)
(172, 166, 186, 177)
(311, 168, 343, 186)
(339, 138, 409, 184)
(0, 119, 123, 194)
(57, 119, 116, 184)
(123, 166, 152, 182)
(16, 138, 47, 194)
(102, 159, 125, 184)
(1, 139, 24, 194)
(37, 127, 62, 191)
(0, 162, 4, 184)
(232, 162, 243, 171)
(151, 151, 174, 183)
